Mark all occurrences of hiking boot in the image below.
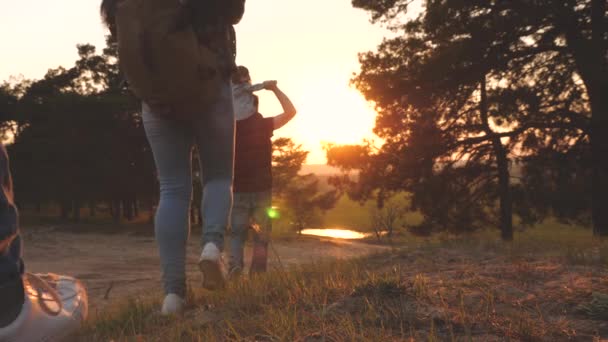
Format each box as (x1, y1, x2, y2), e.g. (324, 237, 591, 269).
(198, 242, 225, 290)
(161, 293, 185, 316)
(0, 273, 88, 342)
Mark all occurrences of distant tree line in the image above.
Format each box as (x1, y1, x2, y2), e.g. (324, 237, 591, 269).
(1, 38, 153, 222)
(273, 138, 338, 233)
(0, 37, 336, 227)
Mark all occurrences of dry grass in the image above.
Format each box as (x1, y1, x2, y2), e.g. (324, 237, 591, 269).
(78, 225, 608, 341)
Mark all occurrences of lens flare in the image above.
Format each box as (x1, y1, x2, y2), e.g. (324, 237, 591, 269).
(266, 207, 280, 219)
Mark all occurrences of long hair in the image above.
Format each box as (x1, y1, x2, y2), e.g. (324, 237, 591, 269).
(100, 0, 119, 36)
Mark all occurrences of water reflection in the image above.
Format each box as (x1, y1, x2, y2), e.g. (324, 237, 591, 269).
(300, 228, 368, 240)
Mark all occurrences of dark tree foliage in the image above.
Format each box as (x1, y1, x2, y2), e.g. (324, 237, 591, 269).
(273, 138, 339, 232)
(272, 138, 309, 198)
(328, 0, 603, 238)
(3, 38, 155, 222)
(0, 85, 19, 134)
(515, 144, 593, 226)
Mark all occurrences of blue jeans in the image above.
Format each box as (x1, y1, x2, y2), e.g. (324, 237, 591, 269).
(229, 191, 272, 270)
(143, 80, 235, 297)
(0, 144, 21, 284)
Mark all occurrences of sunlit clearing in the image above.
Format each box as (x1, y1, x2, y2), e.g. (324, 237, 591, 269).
(301, 228, 368, 240)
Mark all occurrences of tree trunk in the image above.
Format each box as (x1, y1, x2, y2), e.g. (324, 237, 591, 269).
(60, 200, 71, 220)
(561, 0, 607, 236)
(73, 200, 81, 222)
(590, 0, 608, 236)
(123, 199, 134, 221)
(133, 199, 139, 218)
(493, 137, 513, 241)
(574, 45, 608, 236)
(149, 203, 157, 224)
(591, 93, 608, 236)
(89, 202, 96, 217)
(112, 200, 121, 223)
(480, 76, 513, 241)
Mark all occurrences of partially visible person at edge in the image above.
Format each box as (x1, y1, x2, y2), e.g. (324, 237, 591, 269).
(101, 0, 240, 315)
(228, 66, 297, 278)
(0, 144, 88, 341)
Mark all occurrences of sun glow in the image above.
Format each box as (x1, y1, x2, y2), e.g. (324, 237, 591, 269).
(257, 83, 378, 164)
(1, 0, 391, 165)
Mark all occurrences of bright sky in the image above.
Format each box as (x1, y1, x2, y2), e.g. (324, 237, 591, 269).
(0, 0, 390, 164)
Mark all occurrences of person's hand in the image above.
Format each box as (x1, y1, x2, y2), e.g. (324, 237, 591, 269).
(263, 80, 278, 90)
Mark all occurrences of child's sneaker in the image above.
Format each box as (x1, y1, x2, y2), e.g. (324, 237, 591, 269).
(198, 242, 225, 290)
(0, 273, 88, 342)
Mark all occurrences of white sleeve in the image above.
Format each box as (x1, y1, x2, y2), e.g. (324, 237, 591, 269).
(248, 83, 265, 92)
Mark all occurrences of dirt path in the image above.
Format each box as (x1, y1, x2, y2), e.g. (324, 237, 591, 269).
(21, 227, 388, 315)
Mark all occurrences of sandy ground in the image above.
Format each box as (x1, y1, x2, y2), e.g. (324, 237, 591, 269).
(20, 226, 388, 315)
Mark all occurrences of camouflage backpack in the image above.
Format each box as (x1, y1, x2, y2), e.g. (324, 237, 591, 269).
(113, 0, 245, 120)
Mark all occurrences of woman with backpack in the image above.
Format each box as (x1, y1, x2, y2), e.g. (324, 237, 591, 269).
(102, 0, 245, 315)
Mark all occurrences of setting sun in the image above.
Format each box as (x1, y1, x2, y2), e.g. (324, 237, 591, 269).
(258, 82, 378, 164)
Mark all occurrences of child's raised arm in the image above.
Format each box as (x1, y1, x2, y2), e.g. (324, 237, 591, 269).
(268, 84, 297, 130)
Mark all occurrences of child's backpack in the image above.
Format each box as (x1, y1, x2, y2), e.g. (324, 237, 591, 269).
(114, 0, 245, 120)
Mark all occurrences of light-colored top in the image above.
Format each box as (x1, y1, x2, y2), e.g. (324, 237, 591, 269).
(232, 82, 265, 121)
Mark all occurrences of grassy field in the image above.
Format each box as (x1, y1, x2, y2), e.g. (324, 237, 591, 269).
(322, 192, 425, 233)
(21, 195, 608, 340)
(78, 222, 608, 341)
(321, 195, 377, 231)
